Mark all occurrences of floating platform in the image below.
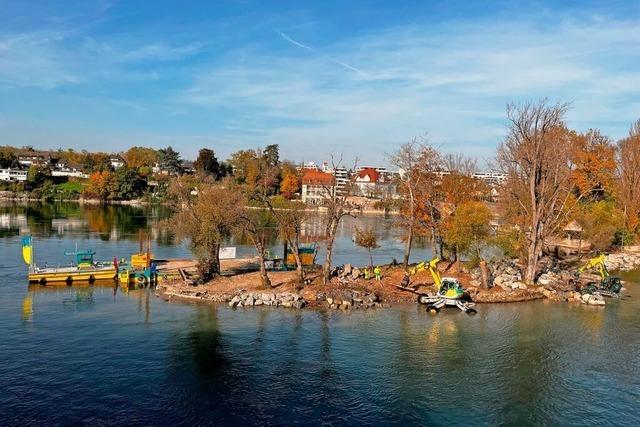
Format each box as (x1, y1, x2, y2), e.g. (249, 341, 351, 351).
(28, 265, 117, 285)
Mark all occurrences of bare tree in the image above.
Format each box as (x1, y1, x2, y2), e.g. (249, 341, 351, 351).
(236, 207, 276, 289)
(316, 154, 359, 285)
(442, 153, 477, 175)
(389, 135, 441, 268)
(497, 99, 577, 284)
(270, 199, 309, 286)
(616, 119, 640, 239)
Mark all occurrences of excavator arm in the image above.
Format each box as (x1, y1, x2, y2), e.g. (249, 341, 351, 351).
(409, 257, 442, 291)
(578, 254, 609, 280)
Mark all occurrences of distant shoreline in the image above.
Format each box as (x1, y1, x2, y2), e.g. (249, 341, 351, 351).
(0, 193, 398, 214)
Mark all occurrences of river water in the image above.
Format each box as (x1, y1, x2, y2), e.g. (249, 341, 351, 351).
(0, 202, 638, 426)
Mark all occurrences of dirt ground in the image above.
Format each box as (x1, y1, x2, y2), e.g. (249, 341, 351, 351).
(156, 258, 542, 305)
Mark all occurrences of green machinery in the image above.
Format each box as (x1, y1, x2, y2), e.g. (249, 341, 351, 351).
(576, 254, 622, 297)
(409, 257, 477, 314)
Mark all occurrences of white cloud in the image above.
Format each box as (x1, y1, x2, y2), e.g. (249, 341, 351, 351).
(1, 8, 639, 166)
(176, 14, 640, 164)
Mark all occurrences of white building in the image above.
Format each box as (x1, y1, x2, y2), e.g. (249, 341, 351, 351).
(110, 155, 126, 169)
(301, 169, 335, 205)
(0, 169, 27, 182)
(472, 172, 506, 186)
(353, 167, 395, 198)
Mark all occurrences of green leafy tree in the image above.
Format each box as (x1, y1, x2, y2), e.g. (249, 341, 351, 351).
(263, 144, 280, 167)
(158, 146, 183, 175)
(115, 168, 147, 200)
(194, 148, 222, 178)
(442, 201, 492, 262)
(0, 147, 18, 168)
(578, 200, 624, 251)
(168, 176, 242, 281)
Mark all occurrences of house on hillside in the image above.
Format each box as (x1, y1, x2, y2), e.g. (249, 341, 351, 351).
(109, 155, 126, 169)
(52, 161, 88, 179)
(0, 168, 27, 182)
(301, 169, 335, 204)
(17, 150, 57, 168)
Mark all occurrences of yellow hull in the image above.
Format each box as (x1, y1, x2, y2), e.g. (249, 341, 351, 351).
(286, 253, 315, 267)
(29, 267, 116, 284)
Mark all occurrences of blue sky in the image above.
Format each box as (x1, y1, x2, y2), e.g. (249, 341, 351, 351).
(0, 0, 639, 165)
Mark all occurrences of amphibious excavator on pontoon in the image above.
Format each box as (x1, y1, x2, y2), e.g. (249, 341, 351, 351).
(407, 257, 477, 314)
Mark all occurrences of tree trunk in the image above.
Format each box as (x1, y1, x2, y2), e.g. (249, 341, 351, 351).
(479, 260, 491, 289)
(430, 228, 437, 258)
(199, 243, 221, 282)
(258, 258, 271, 288)
(323, 222, 338, 285)
(256, 242, 272, 289)
(288, 239, 305, 288)
(369, 249, 373, 268)
(403, 222, 413, 269)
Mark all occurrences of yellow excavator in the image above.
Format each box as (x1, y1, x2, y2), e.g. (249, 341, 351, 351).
(408, 257, 477, 314)
(576, 254, 622, 297)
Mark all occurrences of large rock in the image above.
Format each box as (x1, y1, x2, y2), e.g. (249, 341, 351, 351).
(302, 290, 318, 301)
(537, 277, 551, 286)
(229, 295, 241, 307)
(261, 293, 275, 302)
(581, 293, 605, 306)
(343, 263, 353, 275)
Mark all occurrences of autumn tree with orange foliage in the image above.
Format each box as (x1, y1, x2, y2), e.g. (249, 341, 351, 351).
(123, 146, 159, 172)
(439, 155, 489, 261)
(389, 135, 441, 268)
(616, 119, 640, 238)
(279, 173, 300, 199)
(85, 171, 117, 200)
(571, 129, 616, 201)
(498, 100, 579, 284)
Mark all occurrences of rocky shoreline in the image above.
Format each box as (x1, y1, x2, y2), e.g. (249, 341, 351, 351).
(156, 249, 640, 311)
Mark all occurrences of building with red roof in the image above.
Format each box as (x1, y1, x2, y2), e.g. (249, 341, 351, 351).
(301, 169, 336, 204)
(353, 166, 395, 198)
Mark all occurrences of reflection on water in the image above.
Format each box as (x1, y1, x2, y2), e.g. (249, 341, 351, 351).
(0, 280, 639, 425)
(0, 201, 434, 266)
(1, 202, 639, 425)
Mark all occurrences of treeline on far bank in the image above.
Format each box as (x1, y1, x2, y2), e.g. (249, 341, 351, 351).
(0, 144, 302, 202)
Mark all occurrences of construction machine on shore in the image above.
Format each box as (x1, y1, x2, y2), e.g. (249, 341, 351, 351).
(575, 254, 622, 297)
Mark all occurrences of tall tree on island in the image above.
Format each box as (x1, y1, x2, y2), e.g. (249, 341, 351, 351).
(497, 99, 579, 284)
(269, 198, 308, 286)
(317, 155, 359, 285)
(439, 154, 487, 263)
(168, 176, 242, 281)
(616, 119, 640, 240)
(389, 136, 441, 269)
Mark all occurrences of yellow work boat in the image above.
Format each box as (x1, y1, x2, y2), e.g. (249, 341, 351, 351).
(22, 237, 116, 285)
